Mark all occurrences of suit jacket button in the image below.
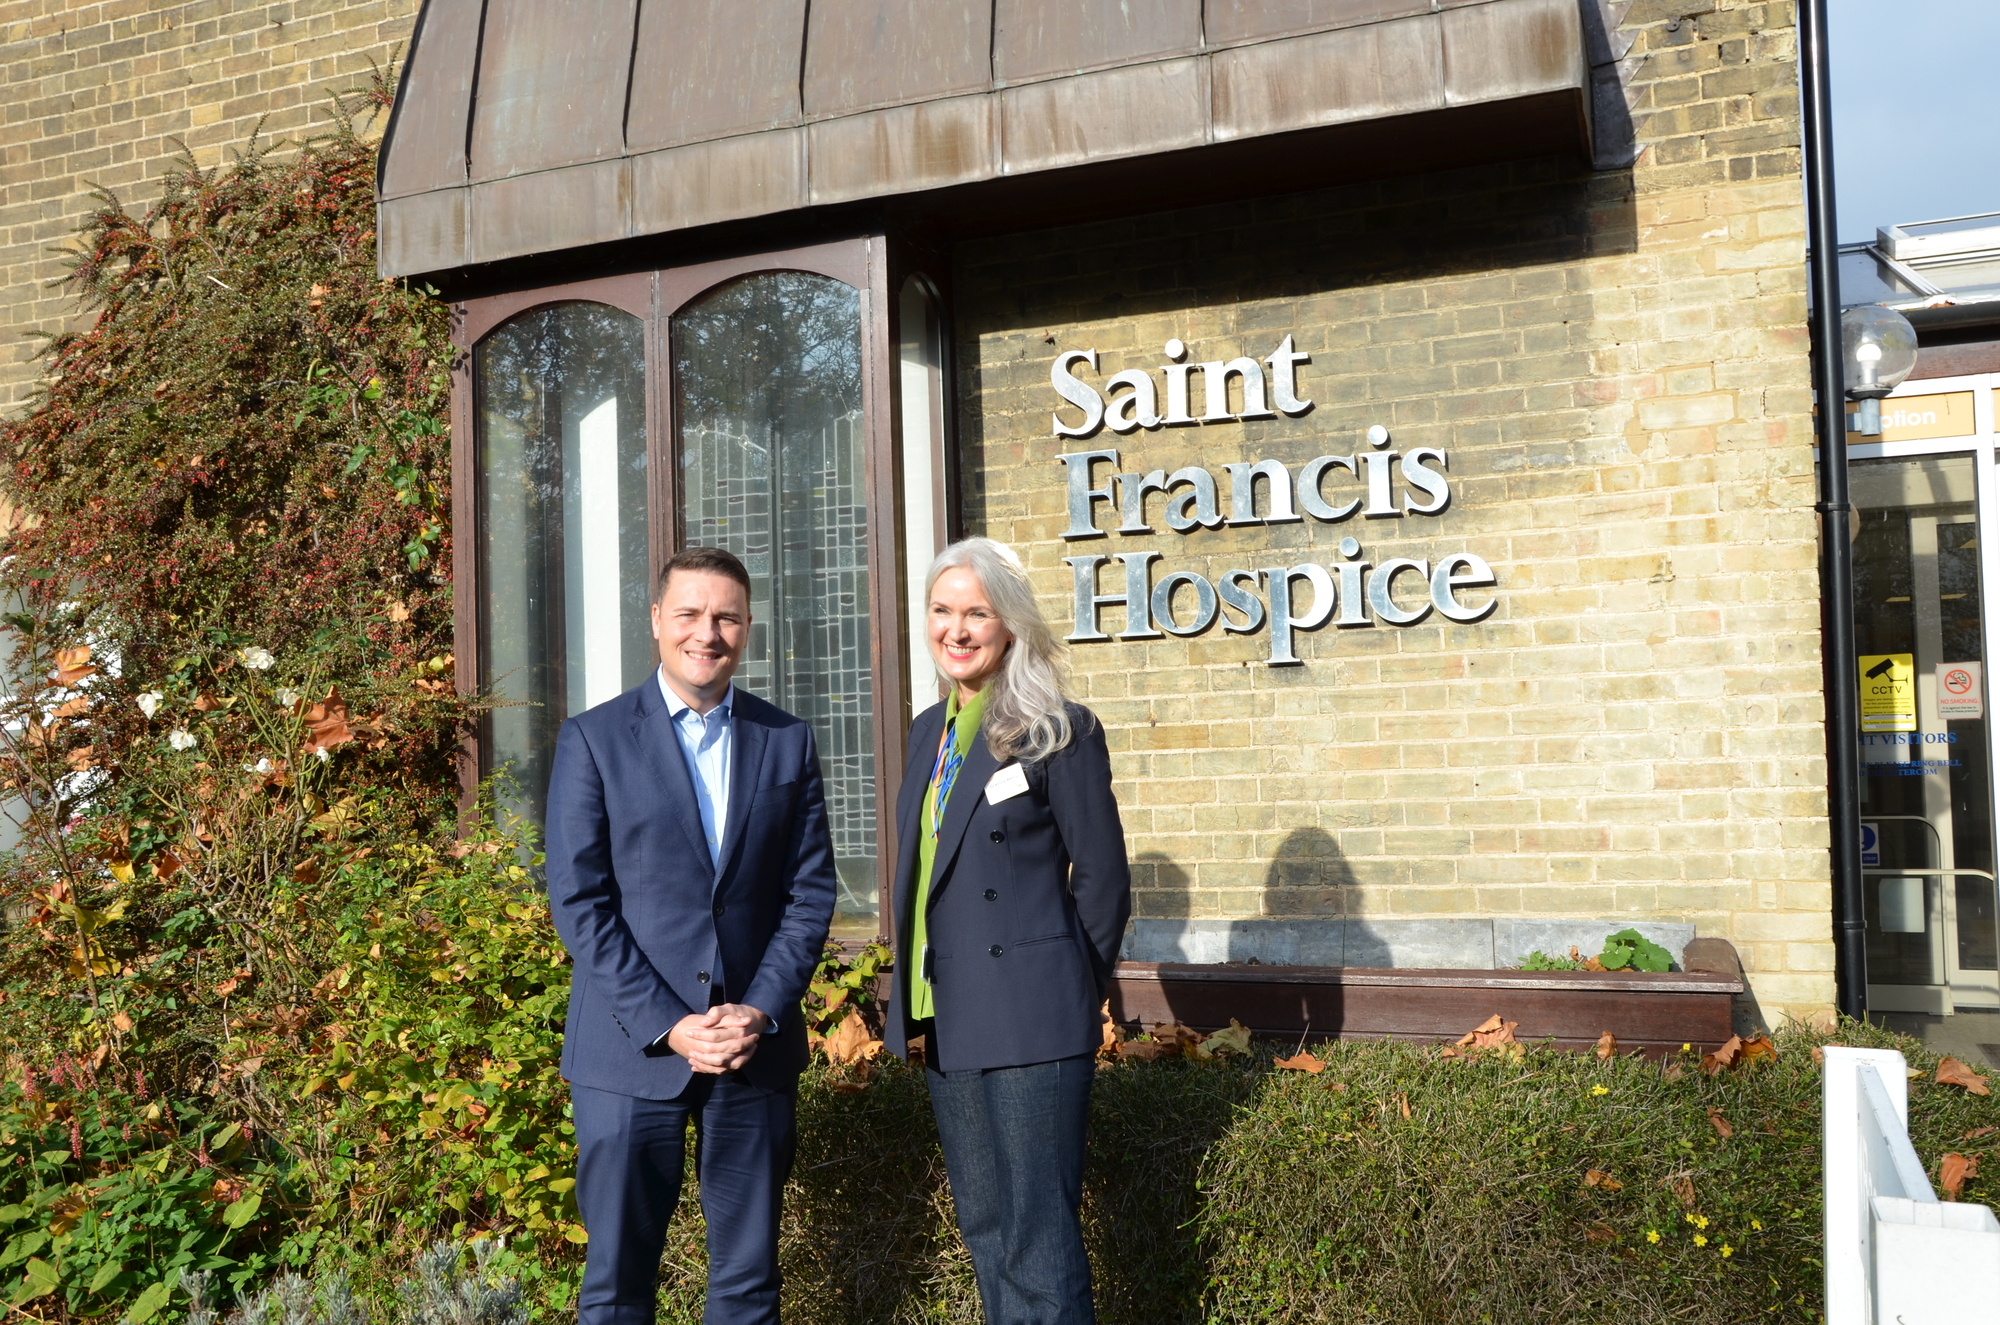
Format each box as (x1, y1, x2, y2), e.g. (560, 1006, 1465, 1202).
(713, 902, 726, 917)
(989, 830, 1005, 843)
(988, 945, 1003, 957)
(983, 889, 997, 901)
(697, 971, 711, 984)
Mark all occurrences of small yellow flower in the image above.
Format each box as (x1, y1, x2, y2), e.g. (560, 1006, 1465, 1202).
(1646, 1230, 1661, 1244)
(1693, 1234, 1708, 1247)
(1681, 1043, 1691, 1052)
(1720, 1244, 1734, 1258)
(1751, 1219, 1763, 1232)
(1591, 1084, 1610, 1096)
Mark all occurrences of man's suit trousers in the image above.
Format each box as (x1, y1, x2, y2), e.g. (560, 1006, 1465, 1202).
(572, 1076, 797, 1325)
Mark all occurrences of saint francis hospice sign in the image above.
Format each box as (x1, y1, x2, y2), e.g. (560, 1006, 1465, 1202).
(1050, 336, 1499, 665)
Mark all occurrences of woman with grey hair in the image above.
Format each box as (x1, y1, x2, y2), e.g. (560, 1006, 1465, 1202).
(885, 536, 1132, 1325)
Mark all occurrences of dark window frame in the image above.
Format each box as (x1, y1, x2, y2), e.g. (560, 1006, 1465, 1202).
(451, 234, 956, 939)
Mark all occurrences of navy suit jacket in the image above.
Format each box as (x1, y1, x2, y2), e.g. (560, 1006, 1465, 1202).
(885, 700, 1131, 1072)
(544, 678, 838, 1100)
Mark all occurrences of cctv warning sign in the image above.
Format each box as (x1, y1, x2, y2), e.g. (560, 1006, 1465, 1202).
(1859, 653, 1916, 733)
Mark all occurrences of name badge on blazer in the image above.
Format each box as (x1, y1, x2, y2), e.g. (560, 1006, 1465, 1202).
(985, 763, 1029, 805)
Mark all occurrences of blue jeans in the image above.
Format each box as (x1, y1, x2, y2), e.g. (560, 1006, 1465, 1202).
(926, 1054, 1096, 1325)
(571, 1076, 796, 1325)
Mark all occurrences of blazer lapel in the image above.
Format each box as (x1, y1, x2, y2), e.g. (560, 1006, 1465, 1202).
(629, 686, 714, 867)
(893, 704, 946, 934)
(714, 695, 767, 885)
(927, 730, 999, 905)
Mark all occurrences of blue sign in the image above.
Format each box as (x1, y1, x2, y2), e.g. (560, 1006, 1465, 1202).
(1860, 823, 1880, 868)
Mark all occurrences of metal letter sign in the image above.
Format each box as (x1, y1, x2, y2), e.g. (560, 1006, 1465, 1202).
(1050, 339, 1500, 665)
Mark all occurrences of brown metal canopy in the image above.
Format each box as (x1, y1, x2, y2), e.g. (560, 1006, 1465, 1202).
(376, 0, 1596, 279)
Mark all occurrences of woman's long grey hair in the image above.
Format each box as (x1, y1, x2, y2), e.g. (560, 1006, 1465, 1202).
(926, 537, 1081, 762)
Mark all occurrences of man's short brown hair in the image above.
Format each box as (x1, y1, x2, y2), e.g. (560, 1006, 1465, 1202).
(658, 546, 752, 599)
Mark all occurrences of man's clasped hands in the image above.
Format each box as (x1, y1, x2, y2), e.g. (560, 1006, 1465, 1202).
(666, 1003, 770, 1073)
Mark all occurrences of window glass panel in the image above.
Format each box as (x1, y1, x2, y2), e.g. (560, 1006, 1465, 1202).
(1851, 454, 1996, 1001)
(676, 273, 876, 935)
(899, 276, 944, 720)
(476, 302, 652, 828)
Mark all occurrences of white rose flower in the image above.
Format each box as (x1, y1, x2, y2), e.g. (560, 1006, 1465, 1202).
(238, 647, 275, 671)
(136, 691, 163, 719)
(276, 688, 301, 709)
(167, 729, 197, 751)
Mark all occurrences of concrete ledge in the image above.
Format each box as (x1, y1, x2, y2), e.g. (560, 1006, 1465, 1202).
(1122, 917, 1700, 970)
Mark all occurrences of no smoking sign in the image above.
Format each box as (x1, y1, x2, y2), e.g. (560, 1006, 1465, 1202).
(1939, 662, 1984, 721)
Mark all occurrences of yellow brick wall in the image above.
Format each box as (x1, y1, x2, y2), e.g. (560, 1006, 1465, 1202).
(0, 0, 420, 413)
(953, 0, 1831, 1022)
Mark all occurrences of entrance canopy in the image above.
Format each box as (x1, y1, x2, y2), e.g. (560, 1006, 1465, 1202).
(376, 0, 1591, 280)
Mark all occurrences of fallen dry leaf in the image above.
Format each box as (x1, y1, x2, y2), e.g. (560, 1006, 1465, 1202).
(1594, 1031, 1617, 1061)
(1963, 1126, 1997, 1141)
(1812, 1046, 1824, 1065)
(1275, 1052, 1325, 1074)
(1661, 1062, 1685, 1082)
(821, 1011, 880, 1065)
(1197, 1019, 1253, 1059)
(1938, 1057, 1992, 1096)
(1707, 1106, 1734, 1140)
(302, 689, 355, 756)
(1582, 1169, 1624, 1192)
(52, 696, 89, 719)
(1448, 1013, 1525, 1062)
(1099, 1001, 1124, 1058)
(214, 978, 241, 998)
(65, 744, 95, 771)
(52, 646, 95, 687)
(1942, 1152, 1979, 1201)
(1739, 1034, 1778, 1065)
(1700, 1035, 1743, 1076)
(1583, 1223, 1616, 1244)
(387, 599, 411, 623)
(828, 1057, 877, 1094)
(1396, 1092, 1412, 1119)
(1669, 1174, 1696, 1209)
(111, 1011, 134, 1033)
(1117, 1038, 1174, 1062)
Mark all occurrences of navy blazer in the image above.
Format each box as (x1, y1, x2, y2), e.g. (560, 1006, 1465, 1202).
(544, 678, 838, 1100)
(885, 700, 1131, 1072)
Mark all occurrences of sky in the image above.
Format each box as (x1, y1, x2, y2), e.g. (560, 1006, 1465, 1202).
(1829, 0, 2000, 244)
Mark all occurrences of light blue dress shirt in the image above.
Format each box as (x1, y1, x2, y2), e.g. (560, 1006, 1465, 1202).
(658, 668, 732, 870)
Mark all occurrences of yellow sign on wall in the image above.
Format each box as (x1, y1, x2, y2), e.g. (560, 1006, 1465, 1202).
(1846, 392, 1977, 442)
(1859, 653, 1916, 732)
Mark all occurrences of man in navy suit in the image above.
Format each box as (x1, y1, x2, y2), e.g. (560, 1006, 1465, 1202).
(545, 545, 838, 1325)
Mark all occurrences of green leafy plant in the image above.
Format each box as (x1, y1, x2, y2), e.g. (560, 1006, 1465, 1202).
(1598, 928, 1674, 973)
(1519, 949, 1585, 971)
(804, 939, 893, 1038)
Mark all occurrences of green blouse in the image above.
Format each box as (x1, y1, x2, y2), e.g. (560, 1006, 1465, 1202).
(907, 684, 988, 1023)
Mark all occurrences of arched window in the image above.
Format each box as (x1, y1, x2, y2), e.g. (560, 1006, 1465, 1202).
(475, 302, 652, 823)
(674, 272, 877, 930)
